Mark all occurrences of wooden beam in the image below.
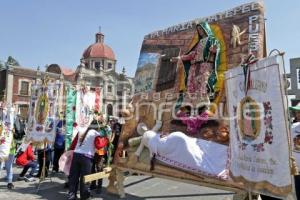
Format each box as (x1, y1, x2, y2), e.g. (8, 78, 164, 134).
(84, 171, 110, 183)
(115, 166, 244, 193)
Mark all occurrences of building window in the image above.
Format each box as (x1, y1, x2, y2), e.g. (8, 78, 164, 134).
(117, 91, 123, 96)
(107, 63, 112, 70)
(107, 104, 113, 116)
(90, 87, 96, 92)
(95, 62, 101, 70)
(20, 81, 29, 95)
(287, 77, 291, 90)
(107, 85, 113, 93)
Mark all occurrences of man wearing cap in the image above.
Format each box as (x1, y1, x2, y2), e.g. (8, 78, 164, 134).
(290, 103, 300, 123)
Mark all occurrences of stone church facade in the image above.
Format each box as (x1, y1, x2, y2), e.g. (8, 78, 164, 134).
(0, 31, 133, 119)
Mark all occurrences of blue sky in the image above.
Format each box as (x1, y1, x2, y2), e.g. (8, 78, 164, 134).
(0, 0, 299, 76)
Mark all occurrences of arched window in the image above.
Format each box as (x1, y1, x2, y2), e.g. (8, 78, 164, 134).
(107, 63, 112, 70)
(107, 104, 113, 116)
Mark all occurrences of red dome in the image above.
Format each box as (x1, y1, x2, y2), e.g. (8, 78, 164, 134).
(82, 43, 115, 60)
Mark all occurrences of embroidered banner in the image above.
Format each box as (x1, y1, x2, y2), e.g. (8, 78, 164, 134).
(0, 106, 14, 161)
(26, 81, 60, 143)
(226, 55, 292, 196)
(75, 87, 96, 133)
(65, 87, 77, 150)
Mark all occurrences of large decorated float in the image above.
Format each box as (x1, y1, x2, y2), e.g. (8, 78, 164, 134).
(106, 1, 296, 199)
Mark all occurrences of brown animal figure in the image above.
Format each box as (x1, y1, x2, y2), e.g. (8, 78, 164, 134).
(118, 103, 137, 147)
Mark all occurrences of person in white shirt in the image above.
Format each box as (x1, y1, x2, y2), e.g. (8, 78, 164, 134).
(68, 120, 108, 200)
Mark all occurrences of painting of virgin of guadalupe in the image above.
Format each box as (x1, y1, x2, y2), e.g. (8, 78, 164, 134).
(35, 93, 49, 125)
(238, 96, 261, 140)
(26, 82, 60, 143)
(75, 89, 96, 132)
(173, 22, 221, 109)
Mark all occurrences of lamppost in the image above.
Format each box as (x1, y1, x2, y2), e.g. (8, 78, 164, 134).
(5, 62, 12, 104)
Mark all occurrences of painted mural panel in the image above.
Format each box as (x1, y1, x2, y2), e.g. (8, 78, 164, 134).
(134, 52, 160, 93)
(134, 1, 265, 116)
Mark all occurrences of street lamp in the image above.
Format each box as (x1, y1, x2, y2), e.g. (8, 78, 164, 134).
(5, 62, 12, 104)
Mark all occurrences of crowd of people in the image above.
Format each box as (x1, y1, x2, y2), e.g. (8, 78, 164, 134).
(0, 105, 122, 200)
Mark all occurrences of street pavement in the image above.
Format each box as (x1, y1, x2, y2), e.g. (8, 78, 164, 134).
(0, 165, 236, 200)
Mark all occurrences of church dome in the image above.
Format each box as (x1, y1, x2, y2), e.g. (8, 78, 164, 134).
(82, 32, 116, 60)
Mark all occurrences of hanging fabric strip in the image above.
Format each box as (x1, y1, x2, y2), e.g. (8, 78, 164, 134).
(95, 87, 101, 113)
(65, 87, 77, 150)
(242, 54, 257, 96)
(0, 106, 14, 161)
(242, 63, 251, 96)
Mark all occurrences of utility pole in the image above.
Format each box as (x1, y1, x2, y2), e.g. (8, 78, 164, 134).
(5, 62, 12, 105)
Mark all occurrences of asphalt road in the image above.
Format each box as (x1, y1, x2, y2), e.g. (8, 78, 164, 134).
(0, 165, 236, 200)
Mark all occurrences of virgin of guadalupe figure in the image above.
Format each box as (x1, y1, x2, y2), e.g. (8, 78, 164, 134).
(35, 94, 49, 125)
(79, 105, 90, 127)
(173, 22, 220, 106)
(239, 97, 260, 140)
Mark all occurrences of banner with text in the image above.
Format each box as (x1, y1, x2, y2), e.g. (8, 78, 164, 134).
(226, 55, 292, 196)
